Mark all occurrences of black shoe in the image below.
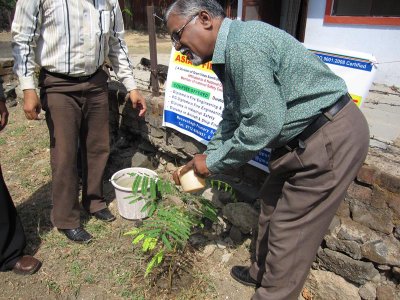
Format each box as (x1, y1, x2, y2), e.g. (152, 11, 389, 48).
(230, 266, 259, 287)
(92, 207, 116, 222)
(59, 227, 93, 244)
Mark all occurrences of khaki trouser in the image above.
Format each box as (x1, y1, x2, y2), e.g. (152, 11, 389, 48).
(39, 69, 110, 229)
(249, 101, 369, 299)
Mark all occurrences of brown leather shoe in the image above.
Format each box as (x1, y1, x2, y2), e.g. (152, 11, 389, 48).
(12, 255, 42, 275)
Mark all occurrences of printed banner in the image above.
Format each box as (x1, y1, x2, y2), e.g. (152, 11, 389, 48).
(163, 46, 376, 172)
(305, 44, 377, 107)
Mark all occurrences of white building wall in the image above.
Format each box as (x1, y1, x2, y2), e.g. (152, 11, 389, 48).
(304, 0, 400, 86)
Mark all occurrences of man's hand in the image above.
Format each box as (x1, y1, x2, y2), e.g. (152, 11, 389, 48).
(0, 101, 9, 131)
(129, 89, 147, 117)
(172, 154, 211, 185)
(23, 89, 41, 120)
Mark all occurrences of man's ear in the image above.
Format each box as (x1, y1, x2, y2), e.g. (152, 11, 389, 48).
(198, 11, 213, 29)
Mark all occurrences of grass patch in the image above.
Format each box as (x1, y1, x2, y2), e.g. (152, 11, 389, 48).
(45, 279, 61, 294)
(9, 125, 27, 137)
(0, 137, 6, 145)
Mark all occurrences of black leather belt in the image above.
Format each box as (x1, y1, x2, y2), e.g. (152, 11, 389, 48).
(42, 68, 101, 82)
(272, 93, 351, 159)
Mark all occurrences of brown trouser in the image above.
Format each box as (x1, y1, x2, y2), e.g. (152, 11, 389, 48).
(249, 101, 369, 299)
(39, 69, 110, 229)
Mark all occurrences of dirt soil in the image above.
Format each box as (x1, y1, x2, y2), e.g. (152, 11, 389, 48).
(0, 31, 255, 300)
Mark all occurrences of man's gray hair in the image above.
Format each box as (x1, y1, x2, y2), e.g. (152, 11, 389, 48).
(164, 0, 225, 23)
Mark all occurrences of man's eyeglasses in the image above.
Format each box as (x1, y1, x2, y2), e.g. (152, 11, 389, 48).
(171, 14, 198, 47)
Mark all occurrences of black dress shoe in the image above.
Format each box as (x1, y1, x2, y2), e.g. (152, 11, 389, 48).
(230, 266, 259, 287)
(13, 255, 42, 275)
(92, 207, 116, 222)
(59, 227, 93, 243)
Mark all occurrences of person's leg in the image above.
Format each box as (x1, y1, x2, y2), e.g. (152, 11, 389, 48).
(80, 70, 110, 214)
(248, 175, 285, 282)
(42, 86, 82, 229)
(253, 102, 369, 300)
(0, 165, 26, 271)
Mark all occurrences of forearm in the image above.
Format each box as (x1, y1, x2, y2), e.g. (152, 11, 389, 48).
(12, 0, 42, 90)
(107, 2, 137, 91)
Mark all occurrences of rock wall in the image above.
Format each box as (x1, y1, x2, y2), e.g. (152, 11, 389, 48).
(109, 84, 400, 299)
(0, 58, 18, 105)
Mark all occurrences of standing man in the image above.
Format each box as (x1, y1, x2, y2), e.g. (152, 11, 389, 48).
(167, 0, 369, 299)
(1, 79, 42, 275)
(12, 0, 147, 243)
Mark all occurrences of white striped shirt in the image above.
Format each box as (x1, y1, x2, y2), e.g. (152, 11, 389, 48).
(12, 0, 137, 91)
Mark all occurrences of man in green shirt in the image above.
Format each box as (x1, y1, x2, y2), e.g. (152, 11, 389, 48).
(166, 1, 369, 299)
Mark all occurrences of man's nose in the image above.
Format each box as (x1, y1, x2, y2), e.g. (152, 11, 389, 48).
(173, 43, 181, 51)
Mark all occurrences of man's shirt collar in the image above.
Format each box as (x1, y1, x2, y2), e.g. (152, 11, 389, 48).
(212, 18, 232, 65)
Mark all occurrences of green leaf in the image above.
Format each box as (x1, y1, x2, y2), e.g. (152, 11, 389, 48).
(145, 250, 164, 277)
(128, 194, 143, 204)
(161, 233, 172, 250)
(140, 200, 152, 213)
(124, 228, 140, 236)
(150, 178, 157, 200)
(132, 175, 142, 193)
(133, 233, 145, 244)
(141, 176, 149, 196)
(148, 204, 156, 217)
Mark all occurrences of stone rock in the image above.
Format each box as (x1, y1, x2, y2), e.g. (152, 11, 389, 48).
(222, 202, 258, 234)
(183, 140, 205, 156)
(376, 172, 400, 194)
(392, 266, 400, 280)
(165, 162, 176, 173)
(336, 201, 351, 218)
(150, 125, 165, 138)
(130, 152, 153, 169)
(377, 265, 391, 271)
(221, 251, 232, 264)
(229, 225, 243, 244)
(200, 243, 217, 257)
(189, 233, 208, 247)
(211, 216, 230, 236)
(327, 216, 341, 235)
(215, 240, 228, 249)
(376, 284, 399, 300)
(357, 165, 379, 186)
(201, 188, 232, 209)
(317, 248, 380, 284)
(169, 134, 185, 150)
(336, 218, 379, 243)
(361, 237, 400, 267)
(324, 234, 362, 260)
(347, 184, 373, 204)
(350, 202, 394, 234)
(358, 282, 376, 300)
(137, 140, 156, 153)
(304, 270, 360, 300)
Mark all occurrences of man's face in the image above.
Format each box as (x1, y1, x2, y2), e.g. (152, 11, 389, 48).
(166, 12, 213, 66)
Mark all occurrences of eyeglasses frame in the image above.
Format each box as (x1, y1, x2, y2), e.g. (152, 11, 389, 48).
(171, 14, 198, 47)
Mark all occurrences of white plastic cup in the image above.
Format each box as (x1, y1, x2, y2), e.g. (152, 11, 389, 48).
(110, 167, 158, 220)
(178, 167, 206, 193)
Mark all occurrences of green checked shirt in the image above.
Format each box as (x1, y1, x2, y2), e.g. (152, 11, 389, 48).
(204, 18, 348, 173)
